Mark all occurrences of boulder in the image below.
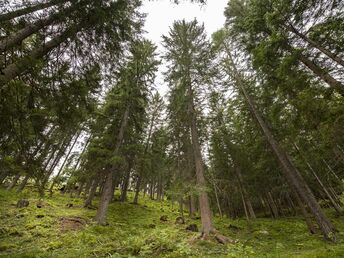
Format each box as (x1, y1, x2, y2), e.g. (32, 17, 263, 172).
(16, 199, 29, 208)
(175, 216, 185, 224)
(186, 224, 198, 232)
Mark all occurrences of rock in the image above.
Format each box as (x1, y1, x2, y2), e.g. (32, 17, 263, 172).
(36, 214, 44, 218)
(186, 224, 198, 232)
(175, 216, 185, 224)
(16, 199, 29, 208)
(66, 203, 73, 208)
(160, 215, 168, 222)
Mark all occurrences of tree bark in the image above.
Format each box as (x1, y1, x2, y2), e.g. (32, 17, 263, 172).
(95, 106, 130, 225)
(0, 22, 83, 86)
(49, 131, 81, 193)
(133, 175, 142, 204)
(84, 177, 100, 208)
(120, 160, 132, 202)
(292, 191, 317, 234)
(0, 4, 76, 53)
(17, 174, 30, 192)
(298, 54, 344, 96)
(0, 0, 69, 22)
(224, 49, 336, 241)
(188, 86, 214, 235)
(6, 174, 21, 190)
(286, 24, 344, 67)
(234, 166, 256, 219)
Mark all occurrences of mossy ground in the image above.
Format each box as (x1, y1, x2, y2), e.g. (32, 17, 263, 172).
(0, 188, 344, 257)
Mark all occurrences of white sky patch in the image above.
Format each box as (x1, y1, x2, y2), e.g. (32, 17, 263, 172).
(140, 0, 228, 95)
(54, 1, 228, 177)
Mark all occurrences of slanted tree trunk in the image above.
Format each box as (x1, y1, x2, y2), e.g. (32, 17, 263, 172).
(84, 177, 100, 208)
(120, 160, 132, 202)
(187, 86, 214, 236)
(6, 174, 21, 190)
(76, 182, 84, 198)
(267, 192, 279, 218)
(49, 131, 81, 193)
(95, 106, 129, 225)
(42, 135, 72, 187)
(17, 174, 30, 192)
(0, 22, 83, 86)
(234, 166, 256, 219)
(224, 49, 336, 241)
(292, 191, 317, 234)
(293, 143, 342, 216)
(0, 0, 69, 22)
(133, 175, 142, 204)
(213, 179, 223, 218)
(286, 24, 344, 67)
(0, 4, 76, 53)
(0, 171, 7, 185)
(298, 54, 344, 96)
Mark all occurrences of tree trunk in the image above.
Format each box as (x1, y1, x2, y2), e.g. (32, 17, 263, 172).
(234, 166, 256, 219)
(133, 175, 142, 204)
(120, 160, 132, 202)
(95, 106, 129, 224)
(76, 182, 84, 198)
(292, 191, 317, 234)
(286, 24, 344, 67)
(0, 22, 83, 86)
(213, 180, 223, 218)
(43, 135, 71, 187)
(188, 86, 214, 235)
(0, 4, 76, 53)
(0, 0, 69, 22)
(17, 174, 30, 192)
(49, 131, 81, 193)
(298, 54, 344, 96)
(84, 178, 100, 208)
(267, 192, 279, 218)
(225, 50, 336, 241)
(6, 174, 21, 190)
(189, 195, 197, 218)
(293, 143, 343, 216)
(241, 188, 250, 220)
(0, 171, 8, 185)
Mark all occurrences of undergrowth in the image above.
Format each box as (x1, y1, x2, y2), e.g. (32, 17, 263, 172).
(0, 188, 344, 257)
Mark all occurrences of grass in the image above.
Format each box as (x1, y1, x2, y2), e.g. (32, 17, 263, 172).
(0, 187, 344, 257)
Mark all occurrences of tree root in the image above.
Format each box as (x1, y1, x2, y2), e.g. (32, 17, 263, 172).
(199, 230, 237, 244)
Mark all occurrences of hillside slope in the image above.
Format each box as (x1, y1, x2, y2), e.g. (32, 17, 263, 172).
(0, 188, 344, 257)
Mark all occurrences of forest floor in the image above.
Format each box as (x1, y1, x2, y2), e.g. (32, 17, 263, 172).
(1, 188, 344, 257)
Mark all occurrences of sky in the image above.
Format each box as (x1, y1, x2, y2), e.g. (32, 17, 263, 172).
(55, 1, 229, 175)
(140, 0, 228, 95)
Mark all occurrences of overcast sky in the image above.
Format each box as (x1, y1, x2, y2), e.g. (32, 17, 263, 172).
(140, 0, 228, 95)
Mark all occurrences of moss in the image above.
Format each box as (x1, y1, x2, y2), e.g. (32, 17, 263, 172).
(0, 188, 344, 257)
